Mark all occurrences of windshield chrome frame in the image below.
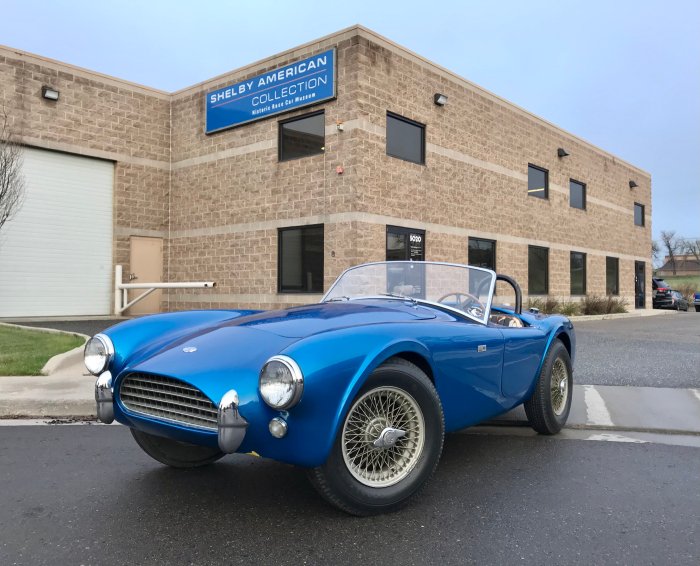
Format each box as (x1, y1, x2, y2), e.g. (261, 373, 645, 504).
(321, 261, 496, 325)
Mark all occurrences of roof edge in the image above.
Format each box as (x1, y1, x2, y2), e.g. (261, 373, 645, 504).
(0, 44, 170, 100)
(352, 26, 651, 178)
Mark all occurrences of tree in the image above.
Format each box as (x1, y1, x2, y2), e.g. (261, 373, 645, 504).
(659, 230, 680, 275)
(651, 239, 660, 265)
(0, 110, 25, 234)
(684, 238, 700, 263)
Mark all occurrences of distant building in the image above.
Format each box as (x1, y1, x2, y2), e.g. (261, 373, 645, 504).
(0, 25, 652, 317)
(656, 254, 700, 277)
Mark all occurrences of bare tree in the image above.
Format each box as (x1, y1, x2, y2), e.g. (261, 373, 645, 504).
(684, 238, 700, 263)
(651, 239, 660, 265)
(0, 110, 25, 233)
(659, 230, 680, 275)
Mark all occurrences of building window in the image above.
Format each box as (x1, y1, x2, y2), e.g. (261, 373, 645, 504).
(570, 179, 586, 210)
(528, 246, 549, 295)
(468, 238, 496, 270)
(386, 112, 425, 165)
(606, 257, 619, 295)
(386, 226, 425, 261)
(634, 202, 645, 226)
(278, 224, 324, 293)
(570, 251, 587, 295)
(279, 111, 325, 161)
(528, 164, 549, 199)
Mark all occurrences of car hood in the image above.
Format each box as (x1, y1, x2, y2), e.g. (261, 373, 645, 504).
(230, 300, 437, 338)
(121, 301, 436, 386)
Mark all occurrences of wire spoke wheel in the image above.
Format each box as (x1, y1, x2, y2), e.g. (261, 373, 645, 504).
(342, 386, 425, 487)
(550, 357, 569, 416)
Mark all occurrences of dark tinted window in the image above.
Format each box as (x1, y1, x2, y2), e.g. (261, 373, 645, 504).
(653, 278, 669, 289)
(468, 238, 496, 270)
(570, 179, 586, 210)
(528, 164, 548, 199)
(386, 112, 425, 165)
(606, 257, 619, 295)
(570, 251, 586, 295)
(634, 202, 645, 226)
(279, 111, 325, 161)
(278, 224, 324, 293)
(528, 246, 549, 295)
(386, 226, 425, 261)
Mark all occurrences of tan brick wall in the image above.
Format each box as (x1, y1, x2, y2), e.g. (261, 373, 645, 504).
(0, 26, 653, 314)
(0, 46, 171, 306)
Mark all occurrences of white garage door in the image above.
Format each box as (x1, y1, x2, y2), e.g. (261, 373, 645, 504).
(0, 148, 113, 317)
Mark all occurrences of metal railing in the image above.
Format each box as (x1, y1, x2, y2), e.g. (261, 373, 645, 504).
(114, 265, 216, 315)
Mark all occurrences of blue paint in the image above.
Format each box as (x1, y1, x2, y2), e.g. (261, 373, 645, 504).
(205, 48, 335, 133)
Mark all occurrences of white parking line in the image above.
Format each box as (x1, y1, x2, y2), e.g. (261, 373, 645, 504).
(585, 433, 647, 444)
(582, 385, 614, 427)
(691, 389, 700, 404)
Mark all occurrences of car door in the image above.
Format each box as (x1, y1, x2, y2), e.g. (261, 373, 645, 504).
(498, 325, 548, 400)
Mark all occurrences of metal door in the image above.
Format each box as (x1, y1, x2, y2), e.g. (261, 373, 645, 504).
(128, 237, 163, 314)
(635, 261, 645, 309)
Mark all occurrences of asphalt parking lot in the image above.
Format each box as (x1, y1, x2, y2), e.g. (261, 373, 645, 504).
(574, 311, 700, 388)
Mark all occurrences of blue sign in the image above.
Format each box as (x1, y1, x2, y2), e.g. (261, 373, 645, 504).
(205, 48, 336, 134)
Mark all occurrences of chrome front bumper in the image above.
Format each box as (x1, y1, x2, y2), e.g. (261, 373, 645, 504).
(95, 371, 114, 424)
(94, 375, 247, 454)
(217, 390, 248, 453)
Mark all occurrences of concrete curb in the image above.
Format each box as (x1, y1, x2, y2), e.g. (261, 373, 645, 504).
(0, 321, 89, 376)
(40, 344, 88, 375)
(568, 309, 676, 322)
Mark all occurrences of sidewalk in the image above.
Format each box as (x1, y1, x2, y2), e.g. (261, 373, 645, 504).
(2, 358, 700, 435)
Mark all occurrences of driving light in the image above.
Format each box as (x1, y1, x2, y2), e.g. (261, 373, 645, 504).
(259, 355, 303, 410)
(84, 334, 114, 375)
(269, 417, 288, 438)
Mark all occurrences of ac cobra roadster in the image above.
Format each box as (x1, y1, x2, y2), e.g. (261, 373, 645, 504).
(86, 261, 575, 515)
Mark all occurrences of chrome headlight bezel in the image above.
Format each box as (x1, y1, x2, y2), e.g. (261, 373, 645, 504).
(258, 355, 304, 410)
(84, 333, 114, 376)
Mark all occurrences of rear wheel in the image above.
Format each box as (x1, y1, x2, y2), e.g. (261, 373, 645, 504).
(308, 358, 444, 516)
(524, 340, 573, 435)
(131, 429, 224, 468)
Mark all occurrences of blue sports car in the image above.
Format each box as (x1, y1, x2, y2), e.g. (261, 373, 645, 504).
(85, 261, 575, 515)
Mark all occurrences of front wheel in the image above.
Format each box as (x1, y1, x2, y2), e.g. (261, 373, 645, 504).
(524, 339, 573, 435)
(131, 429, 224, 468)
(308, 358, 444, 516)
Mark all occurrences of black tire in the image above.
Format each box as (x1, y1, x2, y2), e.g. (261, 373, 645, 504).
(130, 428, 224, 468)
(524, 339, 573, 435)
(308, 358, 444, 516)
(696, 306, 700, 312)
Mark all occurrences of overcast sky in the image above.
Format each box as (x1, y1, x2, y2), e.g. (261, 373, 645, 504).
(2, 0, 698, 241)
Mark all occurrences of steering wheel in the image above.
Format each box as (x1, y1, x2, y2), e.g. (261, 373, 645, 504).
(437, 292, 485, 318)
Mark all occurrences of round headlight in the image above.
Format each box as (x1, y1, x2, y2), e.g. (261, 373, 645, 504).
(259, 355, 303, 410)
(84, 334, 114, 376)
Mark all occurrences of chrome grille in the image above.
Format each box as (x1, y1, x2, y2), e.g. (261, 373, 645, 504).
(119, 373, 218, 430)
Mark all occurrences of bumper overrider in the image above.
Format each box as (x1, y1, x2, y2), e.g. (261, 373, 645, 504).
(94, 373, 248, 454)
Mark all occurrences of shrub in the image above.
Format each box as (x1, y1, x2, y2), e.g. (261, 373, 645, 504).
(675, 283, 695, 302)
(527, 297, 559, 314)
(581, 295, 628, 315)
(556, 301, 581, 316)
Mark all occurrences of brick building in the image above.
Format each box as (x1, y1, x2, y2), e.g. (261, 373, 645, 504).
(0, 25, 652, 317)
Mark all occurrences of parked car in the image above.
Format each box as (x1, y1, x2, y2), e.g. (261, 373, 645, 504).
(85, 261, 575, 516)
(693, 291, 700, 312)
(668, 290, 689, 311)
(652, 277, 673, 309)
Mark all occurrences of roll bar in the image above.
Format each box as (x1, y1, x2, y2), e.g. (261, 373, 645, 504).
(496, 274, 522, 314)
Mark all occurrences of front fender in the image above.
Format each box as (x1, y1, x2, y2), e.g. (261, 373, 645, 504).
(254, 324, 434, 468)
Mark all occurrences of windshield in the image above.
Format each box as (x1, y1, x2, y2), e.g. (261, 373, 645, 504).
(322, 261, 495, 324)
